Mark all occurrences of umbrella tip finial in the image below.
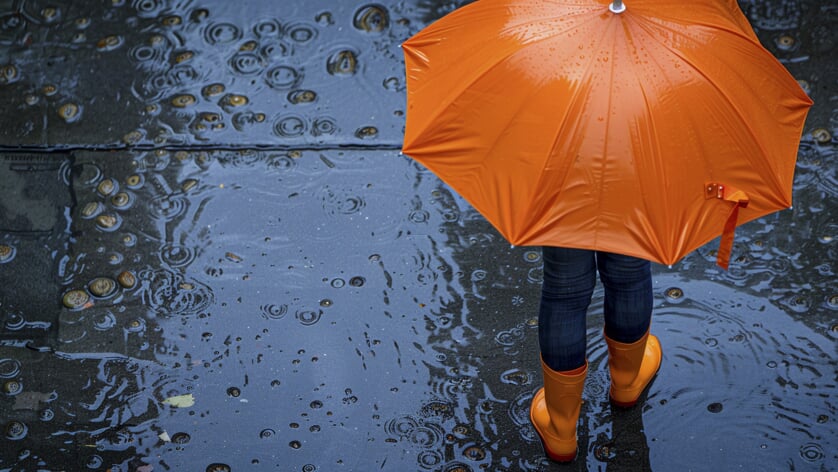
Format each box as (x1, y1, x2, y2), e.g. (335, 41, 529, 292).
(609, 0, 626, 13)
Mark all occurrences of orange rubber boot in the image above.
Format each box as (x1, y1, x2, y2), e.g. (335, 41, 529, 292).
(605, 329, 662, 407)
(529, 360, 587, 462)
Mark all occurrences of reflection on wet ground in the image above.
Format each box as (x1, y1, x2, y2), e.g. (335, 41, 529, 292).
(0, 0, 835, 471)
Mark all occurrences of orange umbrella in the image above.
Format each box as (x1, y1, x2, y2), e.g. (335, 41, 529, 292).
(401, 0, 812, 268)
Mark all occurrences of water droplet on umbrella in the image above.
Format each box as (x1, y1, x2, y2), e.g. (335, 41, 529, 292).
(63, 290, 90, 310)
(707, 402, 723, 413)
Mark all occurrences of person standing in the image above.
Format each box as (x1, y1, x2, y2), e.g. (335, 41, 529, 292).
(529, 247, 662, 462)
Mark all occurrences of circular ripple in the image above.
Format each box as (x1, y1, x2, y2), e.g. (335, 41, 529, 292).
(204, 23, 241, 45)
(296, 310, 322, 326)
(253, 19, 281, 37)
(265, 66, 302, 90)
(321, 187, 365, 215)
(286, 22, 316, 43)
(159, 244, 195, 268)
(132, 0, 163, 17)
(92, 312, 117, 331)
(139, 269, 214, 316)
(230, 52, 264, 75)
(312, 118, 337, 137)
(799, 443, 825, 462)
(0, 359, 21, 378)
(384, 415, 418, 438)
(149, 195, 187, 221)
(273, 115, 307, 137)
(260, 304, 288, 320)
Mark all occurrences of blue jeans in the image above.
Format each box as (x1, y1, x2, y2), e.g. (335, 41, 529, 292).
(539, 247, 653, 372)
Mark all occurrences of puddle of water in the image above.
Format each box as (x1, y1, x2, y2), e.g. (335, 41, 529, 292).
(0, 0, 463, 149)
(1, 145, 833, 470)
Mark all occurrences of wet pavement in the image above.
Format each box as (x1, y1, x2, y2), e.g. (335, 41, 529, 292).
(0, 1, 835, 471)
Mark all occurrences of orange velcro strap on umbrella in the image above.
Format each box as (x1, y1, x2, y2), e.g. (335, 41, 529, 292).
(705, 183, 750, 270)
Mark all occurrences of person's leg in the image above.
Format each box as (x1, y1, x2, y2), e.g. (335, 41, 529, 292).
(531, 246, 595, 462)
(539, 246, 597, 371)
(596, 252, 661, 407)
(596, 252, 652, 342)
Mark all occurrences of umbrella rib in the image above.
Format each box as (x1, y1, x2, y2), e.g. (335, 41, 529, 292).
(406, 7, 605, 153)
(631, 18, 786, 197)
(523, 13, 618, 245)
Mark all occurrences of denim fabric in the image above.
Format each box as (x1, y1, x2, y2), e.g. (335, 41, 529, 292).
(538, 247, 653, 372)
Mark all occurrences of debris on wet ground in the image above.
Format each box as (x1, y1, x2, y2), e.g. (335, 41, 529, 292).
(0, 0, 835, 471)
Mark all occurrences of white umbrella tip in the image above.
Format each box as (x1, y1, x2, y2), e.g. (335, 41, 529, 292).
(609, 0, 626, 13)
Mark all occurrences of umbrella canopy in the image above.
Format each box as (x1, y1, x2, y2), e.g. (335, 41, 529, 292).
(401, 0, 812, 268)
